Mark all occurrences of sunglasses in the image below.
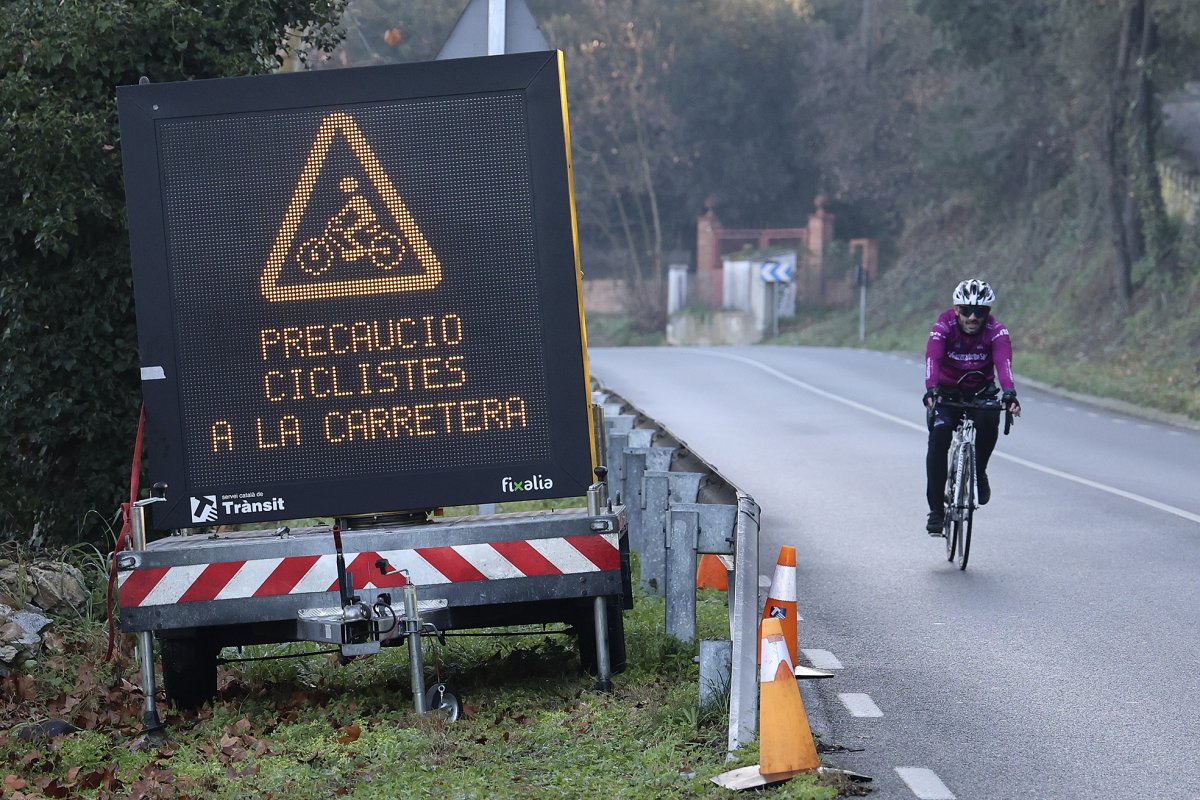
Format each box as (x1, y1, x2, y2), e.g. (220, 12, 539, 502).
(956, 306, 990, 319)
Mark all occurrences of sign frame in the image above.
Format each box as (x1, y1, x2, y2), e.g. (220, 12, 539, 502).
(118, 52, 595, 530)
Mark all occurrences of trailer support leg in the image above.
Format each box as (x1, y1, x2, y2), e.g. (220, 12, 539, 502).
(403, 582, 427, 714)
(130, 500, 164, 730)
(593, 596, 613, 692)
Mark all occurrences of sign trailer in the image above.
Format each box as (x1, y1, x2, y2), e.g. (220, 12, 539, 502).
(116, 52, 628, 719)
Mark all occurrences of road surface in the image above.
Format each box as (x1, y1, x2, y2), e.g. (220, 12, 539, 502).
(590, 345, 1200, 800)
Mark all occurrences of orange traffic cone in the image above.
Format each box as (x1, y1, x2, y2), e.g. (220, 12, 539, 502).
(711, 617, 820, 789)
(758, 546, 797, 665)
(759, 617, 821, 778)
(696, 554, 728, 591)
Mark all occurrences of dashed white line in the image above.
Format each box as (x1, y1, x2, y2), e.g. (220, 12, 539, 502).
(895, 767, 955, 799)
(838, 692, 883, 717)
(800, 648, 843, 670)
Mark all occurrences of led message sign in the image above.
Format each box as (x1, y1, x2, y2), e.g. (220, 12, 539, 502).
(118, 52, 594, 530)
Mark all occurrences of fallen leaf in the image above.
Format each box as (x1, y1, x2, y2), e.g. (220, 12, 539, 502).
(336, 724, 361, 745)
(4, 775, 27, 791)
(33, 777, 70, 798)
(75, 768, 106, 790)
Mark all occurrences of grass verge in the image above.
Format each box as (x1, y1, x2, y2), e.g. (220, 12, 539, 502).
(0, 547, 840, 799)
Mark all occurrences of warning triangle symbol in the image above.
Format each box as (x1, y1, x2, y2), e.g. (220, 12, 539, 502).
(261, 112, 442, 302)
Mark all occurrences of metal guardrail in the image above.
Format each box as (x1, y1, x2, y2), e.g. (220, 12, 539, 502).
(593, 387, 760, 752)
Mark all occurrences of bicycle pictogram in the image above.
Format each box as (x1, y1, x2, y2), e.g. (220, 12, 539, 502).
(296, 177, 406, 277)
(262, 112, 441, 301)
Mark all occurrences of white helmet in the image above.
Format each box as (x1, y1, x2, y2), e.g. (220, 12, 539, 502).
(952, 278, 995, 307)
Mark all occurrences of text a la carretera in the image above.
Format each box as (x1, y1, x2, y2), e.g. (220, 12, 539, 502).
(210, 395, 530, 451)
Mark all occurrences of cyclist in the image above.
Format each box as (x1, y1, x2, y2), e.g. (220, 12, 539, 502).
(923, 279, 1022, 534)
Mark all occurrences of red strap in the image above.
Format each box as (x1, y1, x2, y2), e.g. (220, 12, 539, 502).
(105, 404, 145, 661)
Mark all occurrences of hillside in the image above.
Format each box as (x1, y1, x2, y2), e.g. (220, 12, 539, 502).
(775, 177, 1200, 422)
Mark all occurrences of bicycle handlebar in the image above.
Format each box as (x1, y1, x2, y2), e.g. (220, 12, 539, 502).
(934, 396, 1016, 435)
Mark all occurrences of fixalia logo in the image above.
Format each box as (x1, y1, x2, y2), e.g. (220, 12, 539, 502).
(501, 474, 554, 493)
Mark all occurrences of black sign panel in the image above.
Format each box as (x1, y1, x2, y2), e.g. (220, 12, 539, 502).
(118, 52, 594, 530)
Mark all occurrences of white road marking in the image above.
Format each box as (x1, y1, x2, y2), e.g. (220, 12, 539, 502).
(895, 767, 956, 799)
(801, 648, 843, 670)
(699, 351, 1200, 526)
(838, 692, 883, 717)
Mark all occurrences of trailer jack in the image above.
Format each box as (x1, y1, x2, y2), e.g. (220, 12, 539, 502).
(294, 527, 454, 716)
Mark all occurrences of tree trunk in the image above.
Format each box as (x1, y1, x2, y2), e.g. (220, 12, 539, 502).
(1132, 0, 1174, 279)
(1105, 0, 1141, 306)
(861, 0, 873, 74)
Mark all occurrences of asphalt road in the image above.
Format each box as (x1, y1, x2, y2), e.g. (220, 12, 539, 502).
(589, 345, 1200, 800)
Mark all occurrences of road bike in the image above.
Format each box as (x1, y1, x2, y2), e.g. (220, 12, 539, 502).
(935, 392, 1014, 570)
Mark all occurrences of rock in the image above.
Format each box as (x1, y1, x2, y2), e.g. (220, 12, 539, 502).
(0, 603, 51, 669)
(0, 560, 89, 616)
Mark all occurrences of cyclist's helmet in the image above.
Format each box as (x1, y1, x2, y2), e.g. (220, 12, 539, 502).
(952, 278, 996, 307)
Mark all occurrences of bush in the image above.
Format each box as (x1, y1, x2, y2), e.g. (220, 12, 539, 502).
(0, 0, 345, 544)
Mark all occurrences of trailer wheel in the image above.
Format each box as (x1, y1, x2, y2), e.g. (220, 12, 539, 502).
(160, 635, 219, 711)
(424, 682, 462, 721)
(575, 598, 627, 676)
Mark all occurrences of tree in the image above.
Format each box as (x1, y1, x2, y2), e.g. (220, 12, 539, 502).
(536, 2, 679, 329)
(306, 0, 460, 68)
(0, 0, 345, 545)
(914, 0, 1200, 305)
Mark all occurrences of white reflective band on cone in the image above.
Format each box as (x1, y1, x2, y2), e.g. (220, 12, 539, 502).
(768, 564, 796, 602)
(760, 633, 794, 683)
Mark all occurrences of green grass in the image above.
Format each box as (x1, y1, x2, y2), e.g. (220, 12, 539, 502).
(0, 553, 839, 800)
(585, 312, 667, 347)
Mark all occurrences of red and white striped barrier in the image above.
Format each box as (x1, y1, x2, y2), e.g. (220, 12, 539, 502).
(118, 533, 620, 608)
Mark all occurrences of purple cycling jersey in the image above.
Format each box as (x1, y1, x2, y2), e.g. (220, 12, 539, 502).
(925, 308, 1015, 392)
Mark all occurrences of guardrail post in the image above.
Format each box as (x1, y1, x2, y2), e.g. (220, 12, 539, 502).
(700, 639, 733, 713)
(727, 492, 761, 752)
(624, 450, 647, 553)
(606, 430, 629, 501)
(640, 471, 670, 595)
(665, 508, 699, 643)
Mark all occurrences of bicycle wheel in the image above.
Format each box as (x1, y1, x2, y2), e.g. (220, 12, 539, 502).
(297, 237, 333, 276)
(368, 230, 405, 270)
(944, 448, 959, 561)
(955, 444, 975, 570)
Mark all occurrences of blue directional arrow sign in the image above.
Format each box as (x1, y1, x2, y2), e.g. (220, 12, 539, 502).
(758, 260, 795, 283)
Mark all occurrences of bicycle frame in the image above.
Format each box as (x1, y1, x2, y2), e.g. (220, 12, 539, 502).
(935, 395, 1003, 570)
